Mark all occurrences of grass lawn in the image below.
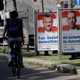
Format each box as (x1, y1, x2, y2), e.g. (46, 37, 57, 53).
(33, 54, 80, 66)
(22, 49, 80, 66)
(0, 46, 80, 66)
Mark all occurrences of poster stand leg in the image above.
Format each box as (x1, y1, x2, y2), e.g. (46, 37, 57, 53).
(27, 44, 29, 51)
(69, 54, 77, 60)
(44, 51, 49, 56)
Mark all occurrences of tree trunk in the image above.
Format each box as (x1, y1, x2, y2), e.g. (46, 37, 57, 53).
(13, 0, 17, 11)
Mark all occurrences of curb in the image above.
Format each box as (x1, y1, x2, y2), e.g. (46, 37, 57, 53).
(23, 57, 77, 74)
(0, 53, 8, 60)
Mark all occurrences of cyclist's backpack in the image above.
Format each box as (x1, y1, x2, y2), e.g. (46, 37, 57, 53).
(7, 18, 22, 37)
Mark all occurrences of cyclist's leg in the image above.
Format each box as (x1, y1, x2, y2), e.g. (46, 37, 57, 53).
(7, 38, 14, 66)
(16, 42, 24, 68)
(15, 37, 24, 68)
(8, 47, 12, 61)
(16, 42, 23, 63)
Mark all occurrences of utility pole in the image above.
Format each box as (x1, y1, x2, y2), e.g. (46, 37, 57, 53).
(41, 0, 44, 12)
(2, 0, 6, 53)
(41, 0, 49, 56)
(71, 0, 74, 8)
(68, 0, 74, 8)
(13, 0, 17, 11)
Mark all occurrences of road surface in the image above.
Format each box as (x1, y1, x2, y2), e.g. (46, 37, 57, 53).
(0, 59, 80, 80)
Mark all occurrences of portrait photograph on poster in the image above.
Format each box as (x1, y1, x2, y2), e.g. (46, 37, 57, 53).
(59, 8, 80, 53)
(36, 12, 58, 51)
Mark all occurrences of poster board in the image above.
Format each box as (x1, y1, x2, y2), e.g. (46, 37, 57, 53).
(36, 12, 59, 51)
(59, 8, 80, 53)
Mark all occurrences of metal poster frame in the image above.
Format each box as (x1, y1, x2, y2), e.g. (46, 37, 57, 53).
(35, 12, 59, 51)
(59, 8, 80, 54)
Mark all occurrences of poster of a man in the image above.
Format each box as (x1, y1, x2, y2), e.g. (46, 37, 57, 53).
(62, 10, 80, 31)
(43, 14, 53, 33)
(37, 13, 58, 51)
(60, 9, 80, 53)
(37, 13, 58, 33)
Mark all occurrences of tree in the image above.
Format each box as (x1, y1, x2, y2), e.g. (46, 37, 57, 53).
(13, 0, 17, 11)
(0, 0, 4, 11)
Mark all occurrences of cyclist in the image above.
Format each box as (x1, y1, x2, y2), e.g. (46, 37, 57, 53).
(3, 11, 25, 68)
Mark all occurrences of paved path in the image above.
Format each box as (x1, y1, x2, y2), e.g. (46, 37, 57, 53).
(0, 60, 80, 80)
(0, 53, 80, 80)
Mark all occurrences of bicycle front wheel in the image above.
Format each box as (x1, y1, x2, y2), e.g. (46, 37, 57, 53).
(17, 66, 20, 78)
(12, 66, 16, 77)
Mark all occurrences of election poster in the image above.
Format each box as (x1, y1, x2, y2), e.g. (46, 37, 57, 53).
(37, 12, 58, 51)
(60, 8, 80, 53)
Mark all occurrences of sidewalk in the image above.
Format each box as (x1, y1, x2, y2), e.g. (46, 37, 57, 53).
(0, 53, 79, 74)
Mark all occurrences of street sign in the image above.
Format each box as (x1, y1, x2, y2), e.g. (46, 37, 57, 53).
(18, 11, 28, 18)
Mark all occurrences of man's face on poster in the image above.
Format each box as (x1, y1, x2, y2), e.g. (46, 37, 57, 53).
(43, 17, 53, 32)
(67, 12, 77, 28)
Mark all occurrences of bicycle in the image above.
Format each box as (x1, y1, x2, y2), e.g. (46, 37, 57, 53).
(11, 41, 22, 78)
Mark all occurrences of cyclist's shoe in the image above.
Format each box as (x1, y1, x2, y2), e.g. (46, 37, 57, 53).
(8, 60, 13, 67)
(19, 63, 24, 68)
